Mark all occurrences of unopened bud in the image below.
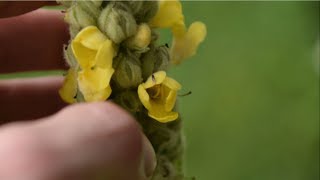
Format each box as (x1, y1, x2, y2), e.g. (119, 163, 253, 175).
(141, 45, 170, 80)
(65, 4, 96, 29)
(114, 90, 142, 114)
(112, 51, 143, 89)
(124, 23, 151, 51)
(76, 1, 102, 19)
(98, 2, 137, 44)
(134, 1, 159, 23)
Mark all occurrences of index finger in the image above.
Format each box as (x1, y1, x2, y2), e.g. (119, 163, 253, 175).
(0, 1, 57, 18)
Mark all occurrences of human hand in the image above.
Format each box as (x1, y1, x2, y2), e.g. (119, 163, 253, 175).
(0, 2, 156, 180)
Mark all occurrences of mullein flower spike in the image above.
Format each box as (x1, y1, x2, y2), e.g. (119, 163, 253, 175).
(59, 0, 206, 179)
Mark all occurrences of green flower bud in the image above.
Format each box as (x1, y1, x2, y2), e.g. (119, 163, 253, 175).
(134, 1, 159, 23)
(76, 1, 102, 19)
(124, 1, 144, 15)
(112, 51, 143, 89)
(141, 45, 170, 80)
(98, 2, 137, 44)
(114, 90, 142, 114)
(68, 25, 81, 39)
(66, 4, 96, 30)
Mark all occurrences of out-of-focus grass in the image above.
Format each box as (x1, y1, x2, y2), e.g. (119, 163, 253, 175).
(1, 2, 319, 180)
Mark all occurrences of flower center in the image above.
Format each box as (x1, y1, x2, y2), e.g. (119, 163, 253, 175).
(147, 84, 162, 99)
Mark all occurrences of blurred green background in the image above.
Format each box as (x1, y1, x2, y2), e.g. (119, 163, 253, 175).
(1, 2, 319, 180)
(168, 2, 319, 180)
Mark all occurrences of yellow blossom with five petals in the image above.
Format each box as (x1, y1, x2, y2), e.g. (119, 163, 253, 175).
(149, 0, 207, 64)
(138, 71, 181, 123)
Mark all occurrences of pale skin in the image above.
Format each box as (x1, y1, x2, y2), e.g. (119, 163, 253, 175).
(0, 2, 156, 180)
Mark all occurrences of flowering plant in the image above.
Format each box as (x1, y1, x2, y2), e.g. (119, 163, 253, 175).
(58, 0, 206, 179)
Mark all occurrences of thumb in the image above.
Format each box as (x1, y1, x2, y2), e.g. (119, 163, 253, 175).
(0, 102, 156, 180)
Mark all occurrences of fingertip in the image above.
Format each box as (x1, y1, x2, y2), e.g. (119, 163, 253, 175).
(0, 1, 57, 18)
(0, 102, 155, 179)
(43, 102, 149, 179)
(0, 9, 70, 73)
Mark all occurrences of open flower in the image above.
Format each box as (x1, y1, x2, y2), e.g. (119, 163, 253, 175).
(77, 67, 114, 102)
(149, 0, 206, 64)
(138, 71, 181, 123)
(60, 26, 116, 103)
(71, 26, 115, 70)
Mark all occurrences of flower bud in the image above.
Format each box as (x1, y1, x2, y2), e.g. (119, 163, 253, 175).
(76, 1, 102, 19)
(114, 90, 142, 114)
(134, 1, 159, 23)
(124, 23, 151, 51)
(112, 51, 143, 89)
(65, 4, 96, 29)
(98, 2, 137, 44)
(141, 45, 170, 80)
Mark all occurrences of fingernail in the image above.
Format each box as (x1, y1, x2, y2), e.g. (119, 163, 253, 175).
(142, 135, 157, 178)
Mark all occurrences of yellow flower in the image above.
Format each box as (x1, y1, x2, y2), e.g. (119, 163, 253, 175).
(77, 67, 114, 102)
(149, 0, 207, 64)
(149, 0, 184, 29)
(59, 68, 78, 104)
(61, 26, 116, 102)
(138, 71, 181, 123)
(72, 26, 115, 69)
(170, 21, 207, 64)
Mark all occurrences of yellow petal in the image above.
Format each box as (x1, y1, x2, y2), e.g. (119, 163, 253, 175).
(164, 90, 177, 112)
(149, 0, 184, 29)
(72, 26, 110, 69)
(138, 84, 151, 109)
(125, 23, 151, 50)
(162, 77, 181, 91)
(148, 100, 178, 122)
(78, 67, 114, 101)
(171, 21, 207, 64)
(59, 68, 78, 104)
(95, 40, 115, 69)
(143, 71, 166, 89)
(83, 86, 112, 102)
(73, 26, 107, 50)
(71, 42, 96, 69)
(148, 110, 179, 123)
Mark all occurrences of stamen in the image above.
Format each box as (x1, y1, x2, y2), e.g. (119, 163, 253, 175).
(147, 84, 162, 99)
(152, 74, 156, 83)
(178, 91, 192, 97)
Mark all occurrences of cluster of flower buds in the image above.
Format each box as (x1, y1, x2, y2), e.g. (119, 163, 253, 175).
(59, 0, 206, 123)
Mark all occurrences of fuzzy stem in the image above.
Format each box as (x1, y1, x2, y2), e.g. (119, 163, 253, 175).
(136, 111, 184, 179)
